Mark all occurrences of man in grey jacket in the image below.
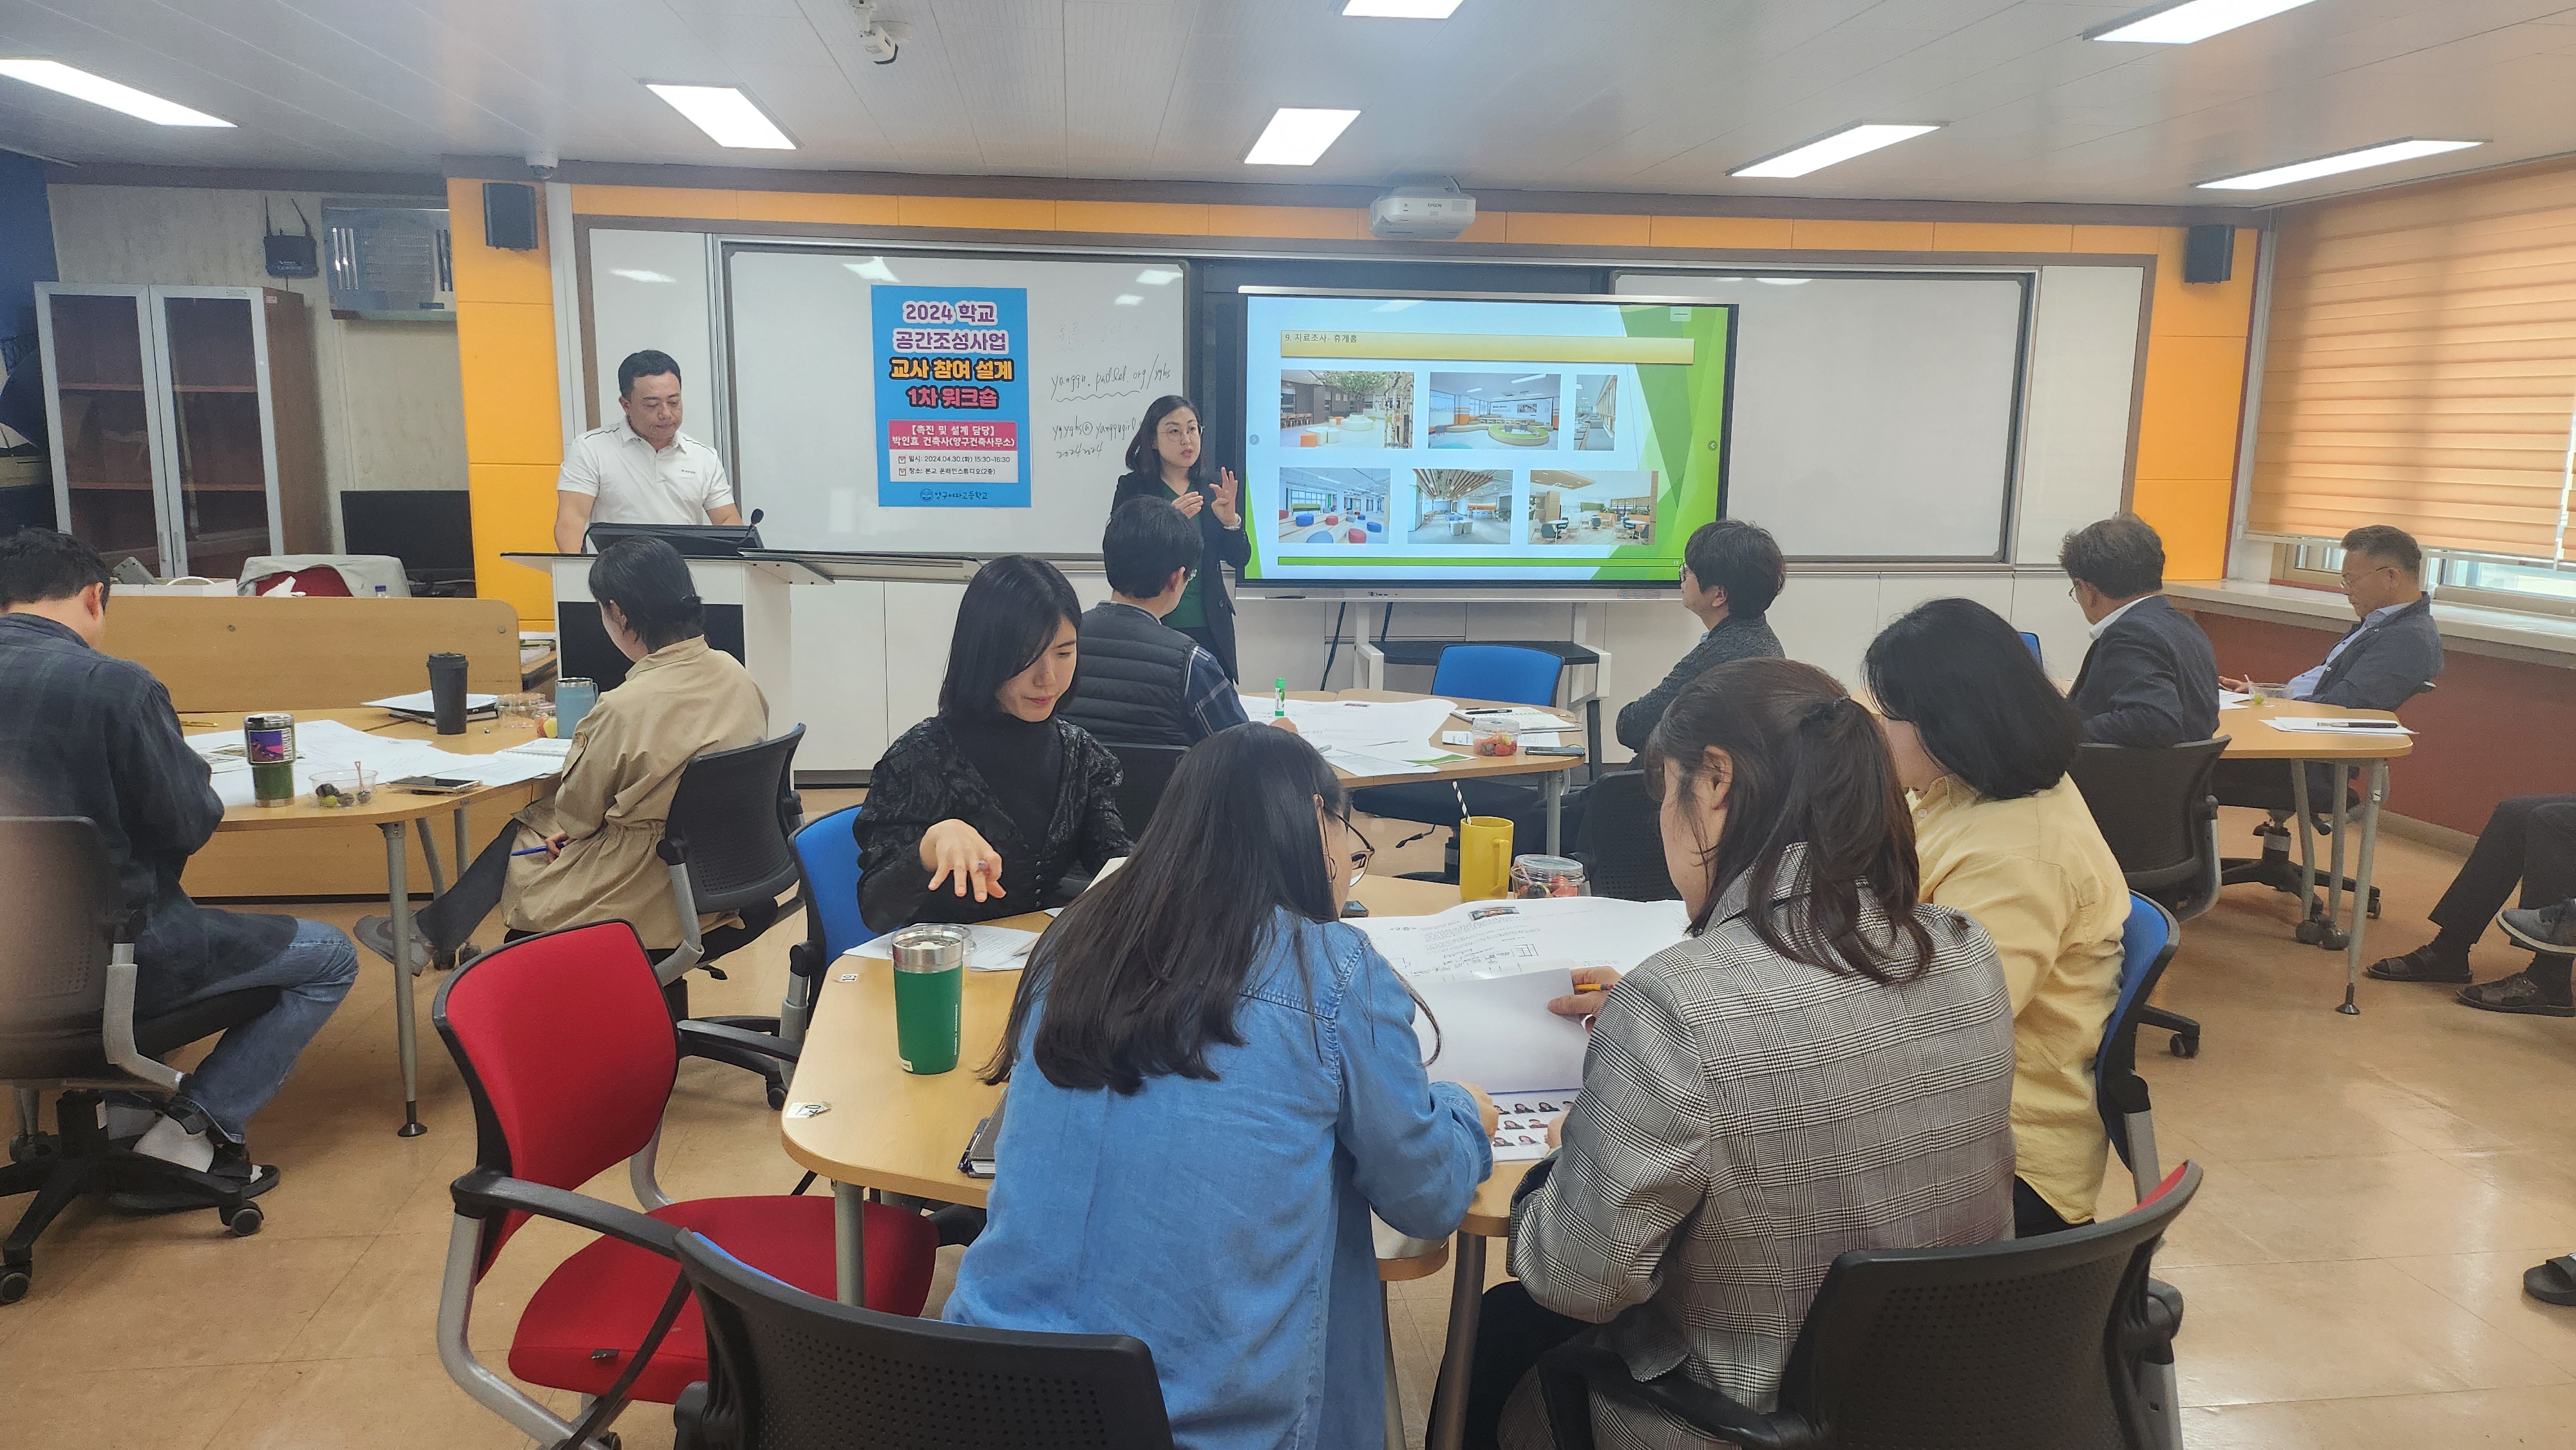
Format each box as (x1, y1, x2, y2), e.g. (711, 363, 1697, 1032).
(1614, 520, 1786, 752)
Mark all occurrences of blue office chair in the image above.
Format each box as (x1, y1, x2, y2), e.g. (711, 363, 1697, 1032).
(1432, 645, 1563, 708)
(2096, 890, 2186, 1450)
(791, 804, 867, 965)
(2019, 630, 2045, 668)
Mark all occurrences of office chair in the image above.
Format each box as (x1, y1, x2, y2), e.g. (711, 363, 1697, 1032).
(2069, 739, 2226, 1058)
(658, 726, 806, 1107)
(1534, 1161, 2202, 1450)
(1570, 769, 1677, 902)
(431, 921, 937, 1449)
(670, 1227, 1175, 1450)
(2020, 630, 2045, 668)
(1105, 742, 1189, 835)
(2099, 893, 2189, 1450)
(784, 802, 866, 1029)
(1352, 646, 1567, 879)
(2, 816, 278, 1304)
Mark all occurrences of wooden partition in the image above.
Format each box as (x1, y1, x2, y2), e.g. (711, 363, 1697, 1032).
(106, 594, 521, 712)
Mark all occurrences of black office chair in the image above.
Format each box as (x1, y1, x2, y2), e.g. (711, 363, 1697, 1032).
(1104, 742, 1189, 835)
(1535, 1162, 2203, 1450)
(658, 726, 806, 1108)
(670, 1225, 1175, 1450)
(1569, 769, 1676, 902)
(2069, 739, 2225, 1059)
(2, 817, 278, 1304)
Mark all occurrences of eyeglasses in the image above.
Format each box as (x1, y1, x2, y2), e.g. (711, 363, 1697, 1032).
(1343, 818, 1376, 885)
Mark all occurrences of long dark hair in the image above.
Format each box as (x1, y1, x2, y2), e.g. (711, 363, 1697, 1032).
(986, 724, 1392, 1093)
(937, 556, 1081, 720)
(1121, 393, 1209, 491)
(1642, 656, 1936, 982)
(587, 537, 705, 649)
(1864, 598, 2079, 801)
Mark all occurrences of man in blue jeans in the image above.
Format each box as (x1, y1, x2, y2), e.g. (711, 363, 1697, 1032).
(0, 529, 357, 1206)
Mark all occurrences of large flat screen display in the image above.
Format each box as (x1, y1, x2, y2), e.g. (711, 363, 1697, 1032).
(1240, 291, 1734, 590)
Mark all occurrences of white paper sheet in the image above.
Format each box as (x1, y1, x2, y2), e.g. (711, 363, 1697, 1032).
(1238, 696, 1461, 761)
(1486, 1089, 1580, 1162)
(2264, 718, 2413, 735)
(1455, 706, 1575, 732)
(846, 921, 1040, 972)
(2218, 689, 2253, 710)
(1354, 895, 1692, 984)
(1414, 968, 1591, 1093)
(189, 718, 562, 807)
(365, 690, 499, 713)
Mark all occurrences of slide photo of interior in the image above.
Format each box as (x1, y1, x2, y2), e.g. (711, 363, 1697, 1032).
(1278, 370, 1415, 449)
(1572, 373, 1618, 451)
(1526, 470, 1659, 545)
(1276, 468, 1390, 545)
(1408, 469, 1515, 546)
(1428, 373, 1560, 449)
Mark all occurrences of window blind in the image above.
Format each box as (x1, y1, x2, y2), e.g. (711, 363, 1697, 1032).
(2251, 163, 2576, 562)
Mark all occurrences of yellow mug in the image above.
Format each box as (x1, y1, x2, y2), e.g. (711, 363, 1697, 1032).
(1459, 815, 1515, 901)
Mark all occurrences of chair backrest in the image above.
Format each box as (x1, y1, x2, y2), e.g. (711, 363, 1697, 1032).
(792, 804, 867, 962)
(2096, 894, 2179, 1172)
(1432, 645, 1563, 708)
(1774, 1162, 2203, 1450)
(0, 816, 122, 1084)
(1574, 770, 1678, 902)
(2020, 630, 2045, 668)
(675, 1228, 1176, 1450)
(664, 725, 806, 915)
(2067, 739, 2226, 910)
(1105, 742, 1188, 835)
(431, 921, 677, 1272)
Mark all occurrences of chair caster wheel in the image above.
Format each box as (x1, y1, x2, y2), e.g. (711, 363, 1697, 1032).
(766, 1084, 788, 1111)
(2319, 928, 2349, 952)
(2169, 1035, 2200, 1059)
(0, 1268, 28, 1304)
(222, 1204, 263, 1238)
(2294, 919, 2327, 946)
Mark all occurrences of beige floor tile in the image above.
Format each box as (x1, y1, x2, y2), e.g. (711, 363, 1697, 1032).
(0, 1362, 263, 1450)
(2182, 1382, 2576, 1449)
(2230, 1150, 2576, 1257)
(2162, 1257, 2571, 1406)
(4, 1232, 368, 1374)
(204, 1353, 565, 1450)
(2387, 1249, 2576, 1375)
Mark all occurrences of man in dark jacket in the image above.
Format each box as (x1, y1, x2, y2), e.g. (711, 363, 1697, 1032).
(1615, 519, 1787, 752)
(0, 529, 356, 1204)
(2060, 515, 2220, 748)
(1063, 500, 1265, 747)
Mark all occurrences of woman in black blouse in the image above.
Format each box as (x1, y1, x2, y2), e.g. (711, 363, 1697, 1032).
(857, 557, 1132, 936)
(1112, 394, 1250, 681)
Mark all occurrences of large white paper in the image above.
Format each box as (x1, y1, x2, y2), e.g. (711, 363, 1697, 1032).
(2218, 689, 2253, 710)
(1238, 696, 1461, 760)
(846, 921, 1039, 972)
(1455, 706, 1574, 733)
(1414, 968, 1590, 1093)
(1354, 895, 1692, 984)
(2264, 717, 2413, 736)
(189, 718, 563, 807)
(365, 690, 500, 713)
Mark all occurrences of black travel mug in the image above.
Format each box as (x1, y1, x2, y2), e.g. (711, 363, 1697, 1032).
(428, 652, 469, 735)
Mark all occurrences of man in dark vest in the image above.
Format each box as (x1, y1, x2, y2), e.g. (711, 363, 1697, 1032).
(1065, 499, 1286, 746)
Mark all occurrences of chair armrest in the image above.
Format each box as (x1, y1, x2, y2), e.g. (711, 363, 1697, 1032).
(102, 954, 183, 1093)
(1540, 1334, 1811, 1450)
(677, 1020, 802, 1068)
(449, 1169, 679, 1257)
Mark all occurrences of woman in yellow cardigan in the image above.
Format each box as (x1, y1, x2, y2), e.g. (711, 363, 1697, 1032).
(1865, 596, 2129, 1236)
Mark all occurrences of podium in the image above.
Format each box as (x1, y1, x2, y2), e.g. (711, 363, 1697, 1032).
(503, 553, 829, 707)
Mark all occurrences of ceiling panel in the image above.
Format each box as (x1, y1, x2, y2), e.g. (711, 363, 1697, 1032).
(1, 0, 2572, 207)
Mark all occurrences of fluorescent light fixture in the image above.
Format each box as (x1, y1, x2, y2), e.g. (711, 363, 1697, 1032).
(2198, 138, 2483, 191)
(0, 59, 231, 126)
(1113, 294, 1143, 306)
(608, 268, 676, 284)
(2090, 0, 2318, 44)
(1510, 373, 1548, 384)
(1245, 108, 1359, 166)
(1730, 122, 1940, 179)
(1135, 267, 1182, 285)
(843, 258, 899, 282)
(1342, 0, 1465, 15)
(646, 83, 793, 149)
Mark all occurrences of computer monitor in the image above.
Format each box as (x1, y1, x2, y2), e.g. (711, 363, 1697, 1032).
(340, 490, 474, 585)
(582, 522, 765, 558)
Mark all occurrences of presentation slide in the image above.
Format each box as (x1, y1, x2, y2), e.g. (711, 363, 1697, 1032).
(1241, 293, 1734, 588)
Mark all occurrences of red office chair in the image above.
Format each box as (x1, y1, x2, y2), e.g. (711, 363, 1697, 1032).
(431, 921, 936, 1445)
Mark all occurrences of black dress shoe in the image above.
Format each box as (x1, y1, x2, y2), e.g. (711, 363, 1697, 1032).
(2367, 943, 2472, 983)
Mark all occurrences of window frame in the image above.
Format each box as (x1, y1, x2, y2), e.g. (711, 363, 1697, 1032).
(2268, 541, 2576, 621)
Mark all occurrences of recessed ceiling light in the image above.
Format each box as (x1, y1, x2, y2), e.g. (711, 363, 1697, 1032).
(645, 84, 794, 149)
(1341, 0, 1466, 15)
(0, 59, 231, 126)
(1245, 108, 1359, 166)
(1730, 123, 1940, 179)
(609, 268, 676, 284)
(1510, 374, 1548, 384)
(2199, 138, 2483, 191)
(2090, 0, 2319, 44)
(1135, 268, 1182, 285)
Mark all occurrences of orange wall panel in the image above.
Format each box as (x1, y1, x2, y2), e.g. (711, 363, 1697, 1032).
(735, 191, 900, 226)
(1200, 205, 1375, 240)
(1505, 212, 1652, 247)
(468, 462, 568, 625)
(2136, 334, 2250, 480)
(1053, 200, 1211, 235)
(571, 185, 740, 220)
(447, 178, 553, 305)
(2146, 229, 2257, 339)
(1933, 221, 2076, 252)
(456, 301, 564, 467)
(1789, 219, 1936, 250)
(1645, 215, 1796, 249)
(894, 196, 1059, 231)
(2067, 224, 2165, 258)
(2130, 478, 2233, 578)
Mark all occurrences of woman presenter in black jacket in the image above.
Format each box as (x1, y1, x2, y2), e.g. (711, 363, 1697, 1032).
(1110, 394, 1249, 681)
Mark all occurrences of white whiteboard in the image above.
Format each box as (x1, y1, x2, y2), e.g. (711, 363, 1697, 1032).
(727, 247, 1188, 555)
(1614, 271, 2031, 560)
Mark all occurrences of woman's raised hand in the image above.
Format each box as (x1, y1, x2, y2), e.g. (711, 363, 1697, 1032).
(1171, 489, 1206, 519)
(920, 818, 1006, 902)
(1211, 467, 1241, 527)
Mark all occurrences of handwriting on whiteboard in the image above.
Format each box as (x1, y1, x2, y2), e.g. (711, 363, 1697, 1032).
(1046, 352, 1180, 462)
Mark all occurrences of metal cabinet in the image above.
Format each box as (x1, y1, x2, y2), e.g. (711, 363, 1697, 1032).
(36, 283, 324, 579)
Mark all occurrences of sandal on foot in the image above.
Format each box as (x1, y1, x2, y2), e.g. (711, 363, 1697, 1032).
(2456, 973, 2576, 1017)
(2368, 944, 2472, 983)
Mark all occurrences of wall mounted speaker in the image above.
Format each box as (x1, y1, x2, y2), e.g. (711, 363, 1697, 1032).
(2184, 224, 2234, 284)
(482, 182, 539, 251)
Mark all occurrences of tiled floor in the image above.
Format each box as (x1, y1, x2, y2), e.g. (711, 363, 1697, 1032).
(8, 801, 2576, 1448)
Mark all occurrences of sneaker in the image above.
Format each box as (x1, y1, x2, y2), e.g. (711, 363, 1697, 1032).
(354, 914, 433, 975)
(2499, 902, 2576, 957)
(2456, 971, 2576, 1018)
(2367, 943, 2472, 984)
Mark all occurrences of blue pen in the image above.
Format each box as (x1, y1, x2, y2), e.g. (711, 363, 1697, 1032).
(510, 845, 552, 856)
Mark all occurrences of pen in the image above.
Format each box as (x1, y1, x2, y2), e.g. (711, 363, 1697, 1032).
(510, 845, 551, 856)
(1573, 981, 1604, 994)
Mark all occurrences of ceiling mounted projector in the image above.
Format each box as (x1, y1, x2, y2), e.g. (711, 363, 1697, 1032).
(1369, 180, 1476, 240)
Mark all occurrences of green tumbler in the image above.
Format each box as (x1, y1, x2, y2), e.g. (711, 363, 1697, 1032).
(889, 925, 968, 1075)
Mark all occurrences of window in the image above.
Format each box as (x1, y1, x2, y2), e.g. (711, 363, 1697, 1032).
(2272, 541, 2576, 620)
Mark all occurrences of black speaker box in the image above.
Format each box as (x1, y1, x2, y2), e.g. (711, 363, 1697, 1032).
(483, 182, 540, 250)
(2184, 224, 2234, 284)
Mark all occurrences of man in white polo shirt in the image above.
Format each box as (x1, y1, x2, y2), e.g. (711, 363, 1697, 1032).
(553, 349, 744, 551)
